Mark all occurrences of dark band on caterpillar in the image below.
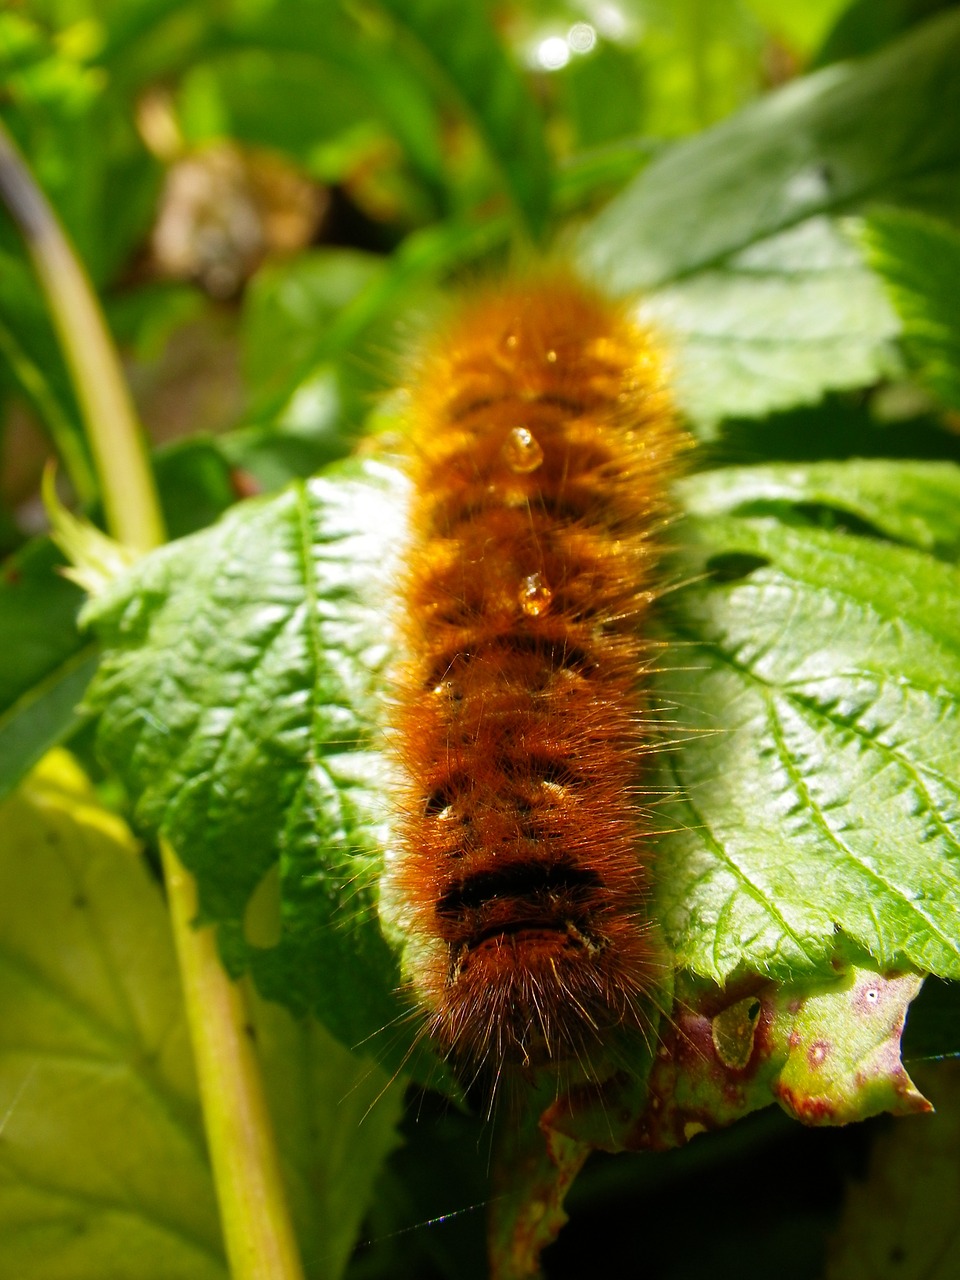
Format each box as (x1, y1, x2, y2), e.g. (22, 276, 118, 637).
(384, 272, 685, 1085)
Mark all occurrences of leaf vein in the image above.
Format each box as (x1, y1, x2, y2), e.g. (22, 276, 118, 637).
(663, 753, 818, 969)
(763, 692, 960, 961)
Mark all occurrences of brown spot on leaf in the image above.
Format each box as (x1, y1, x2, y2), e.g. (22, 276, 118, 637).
(807, 1040, 830, 1069)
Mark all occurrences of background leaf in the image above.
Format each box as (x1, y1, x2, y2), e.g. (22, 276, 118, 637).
(859, 208, 960, 412)
(240, 249, 388, 422)
(577, 9, 960, 425)
(0, 250, 90, 495)
(220, 0, 448, 201)
(0, 752, 225, 1279)
(0, 538, 95, 802)
(0, 441, 237, 804)
(679, 458, 960, 558)
(249, 987, 405, 1280)
(814, 0, 956, 66)
(372, 0, 553, 239)
(0, 751, 404, 1279)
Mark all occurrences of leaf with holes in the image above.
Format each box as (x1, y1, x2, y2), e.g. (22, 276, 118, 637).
(489, 962, 930, 1277)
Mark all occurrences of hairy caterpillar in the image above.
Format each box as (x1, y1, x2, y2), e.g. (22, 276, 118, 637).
(383, 274, 684, 1088)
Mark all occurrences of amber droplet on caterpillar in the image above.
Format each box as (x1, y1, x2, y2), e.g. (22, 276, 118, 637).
(386, 274, 684, 1089)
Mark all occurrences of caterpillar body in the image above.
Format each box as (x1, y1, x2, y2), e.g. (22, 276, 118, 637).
(385, 274, 683, 1086)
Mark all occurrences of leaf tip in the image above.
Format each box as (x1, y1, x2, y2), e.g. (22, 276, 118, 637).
(43, 462, 139, 597)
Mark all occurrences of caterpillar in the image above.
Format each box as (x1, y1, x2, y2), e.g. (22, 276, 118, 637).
(383, 273, 684, 1089)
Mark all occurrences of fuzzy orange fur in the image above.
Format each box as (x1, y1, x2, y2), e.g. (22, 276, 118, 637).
(387, 275, 683, 1084)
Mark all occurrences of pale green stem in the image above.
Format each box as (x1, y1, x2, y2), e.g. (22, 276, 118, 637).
(162, 841, 305, 1280)
(0, 118, 305, 1280)
(0, 119, 162, 551)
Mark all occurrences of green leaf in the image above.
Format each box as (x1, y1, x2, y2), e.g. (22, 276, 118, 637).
(0, 440, 238, 804)
(220, 0, 448, 199)
(631, 0, 766, 135)
(0, 251, 88, 487)
(0, 13, 161, 287)
(814, 0, 955, 67)
(0, 751, 226, 1279)
(154, 439, 241, 542)
(560, 40, 645, 149)
(98, 0, 218, 90)
(240, 248, 388, 422)
(580, 10, 960, 289)
(0, 750, 405, 1280)
(0, 539, 96, 803)
(249, 987, 405, 1280)
(858, 209, 960, 412)
(638, 217, 899, 425)
(744, 0, 851, 53)
(680, 458, 960, 557)
(656, 487, 960, 983)
(577, 9, 960, 424)
(527, 0, 768, 142)
(373, 0, 553, 239)
(236, 217, 510, 437)
(81, 461, 420, 1069)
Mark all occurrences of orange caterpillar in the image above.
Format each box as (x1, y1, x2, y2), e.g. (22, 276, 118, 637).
(385, 274, 683, 1085)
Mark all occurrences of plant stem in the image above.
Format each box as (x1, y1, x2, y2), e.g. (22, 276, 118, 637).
(162, 840, 306, 1280)
(0, 119, 162, 551)
(0, 118, 305, 1280)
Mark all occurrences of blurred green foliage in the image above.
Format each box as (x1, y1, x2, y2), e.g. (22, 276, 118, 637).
(3, 2, 960, 1278)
